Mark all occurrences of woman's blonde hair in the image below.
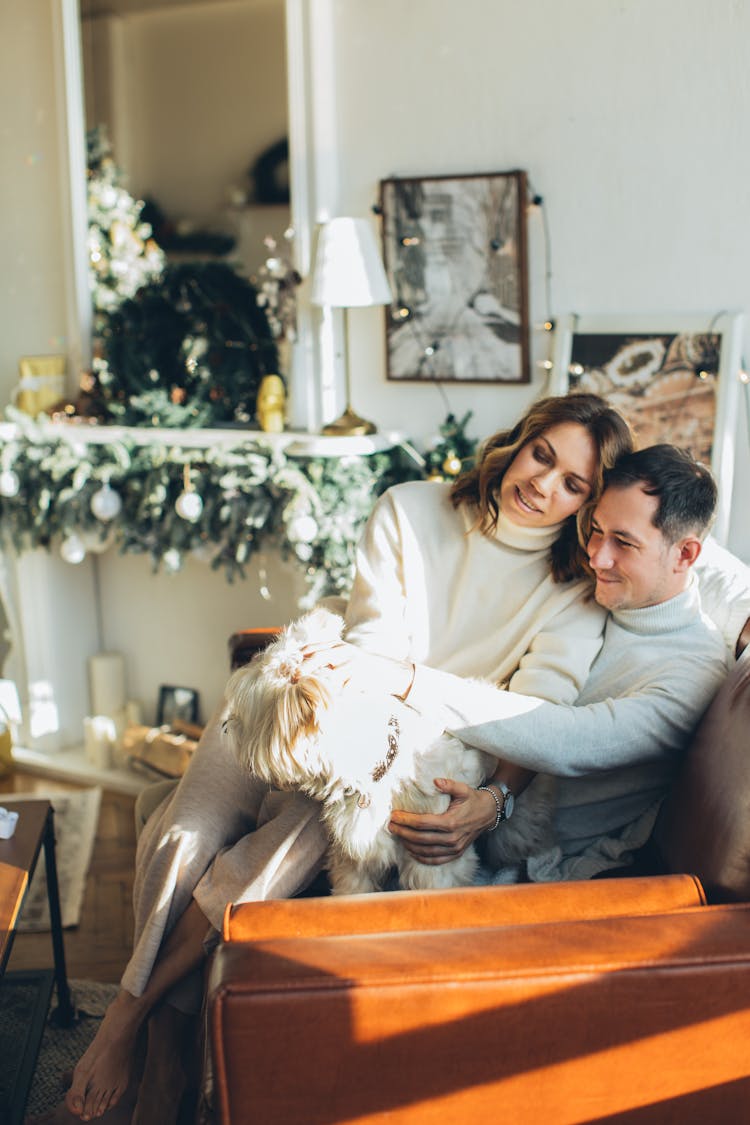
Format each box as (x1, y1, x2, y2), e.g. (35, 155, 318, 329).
(450, 392, 634, 582)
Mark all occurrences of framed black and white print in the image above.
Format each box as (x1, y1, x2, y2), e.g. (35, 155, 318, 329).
(380, 170, 530, 384)
(550, 311, 744, 544)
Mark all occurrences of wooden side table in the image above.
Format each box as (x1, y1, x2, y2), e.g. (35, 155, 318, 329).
(0, 799, 75, 1123)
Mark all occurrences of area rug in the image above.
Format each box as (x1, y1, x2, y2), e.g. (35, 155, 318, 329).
(9, 788, 102, 931)
(0, 976, 117, 1119)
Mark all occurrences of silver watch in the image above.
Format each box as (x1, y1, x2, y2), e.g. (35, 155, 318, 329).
(493, 781, 515, 822)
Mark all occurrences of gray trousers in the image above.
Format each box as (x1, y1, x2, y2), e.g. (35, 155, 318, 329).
(121, 700, 328, 1011)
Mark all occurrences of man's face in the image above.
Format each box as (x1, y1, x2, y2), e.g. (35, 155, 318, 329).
(587, 483, 686, 611)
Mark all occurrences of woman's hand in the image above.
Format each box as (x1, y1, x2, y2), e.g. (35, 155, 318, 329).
(302, 640, 413, 698)
(388, 778, 497, 864)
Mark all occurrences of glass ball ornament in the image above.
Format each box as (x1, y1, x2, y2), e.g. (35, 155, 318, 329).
(175, 489, 204, 522)
(294, 542, 314, 562)
(91, 482, 123, 522)
(60, 534, 86, 565)
(442, 454, 463, 477)
(287, 513, 318, 543)
(163, 548, 183, 573)
(0, 470, 20, 498)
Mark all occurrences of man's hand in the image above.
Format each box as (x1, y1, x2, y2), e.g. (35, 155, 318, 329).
(388, 778, 498, 864)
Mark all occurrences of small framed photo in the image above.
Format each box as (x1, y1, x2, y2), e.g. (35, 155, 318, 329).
(157, 684, 200, 727)
(550, 311, 744, 545)
(380, 170, 530, 384)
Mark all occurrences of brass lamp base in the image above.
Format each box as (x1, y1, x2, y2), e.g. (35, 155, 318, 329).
(322, 406, 377, 436)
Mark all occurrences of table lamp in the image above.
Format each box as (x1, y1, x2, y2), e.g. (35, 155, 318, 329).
(310, 216, 392, 435)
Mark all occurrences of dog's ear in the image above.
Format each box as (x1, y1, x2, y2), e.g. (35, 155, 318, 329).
(223, 655, 334, 788)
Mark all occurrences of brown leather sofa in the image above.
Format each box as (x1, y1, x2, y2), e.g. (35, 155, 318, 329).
(206, 643, 750, 1123)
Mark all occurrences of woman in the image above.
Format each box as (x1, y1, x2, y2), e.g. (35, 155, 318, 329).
(58, 393, 634, 1123)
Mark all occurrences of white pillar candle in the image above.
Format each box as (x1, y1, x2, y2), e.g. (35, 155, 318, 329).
(88, 652, 126, 718)
(125, 699, 143, 726)
(83, 714, 116, 769)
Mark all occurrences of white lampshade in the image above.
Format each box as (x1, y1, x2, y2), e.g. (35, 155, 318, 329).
(310, 217, 392, 308)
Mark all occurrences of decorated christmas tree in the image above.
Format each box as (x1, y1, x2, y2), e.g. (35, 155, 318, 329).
(87, 126, 165, 333)
(423, 411, 477, 479)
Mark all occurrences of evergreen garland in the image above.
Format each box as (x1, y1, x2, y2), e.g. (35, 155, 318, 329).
(0, 416, 421, 603)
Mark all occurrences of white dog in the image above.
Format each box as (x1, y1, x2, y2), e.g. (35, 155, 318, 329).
(223, 609, 555, 895)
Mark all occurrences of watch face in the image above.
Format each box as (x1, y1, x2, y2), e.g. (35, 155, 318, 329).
(502, 791, 515, 820)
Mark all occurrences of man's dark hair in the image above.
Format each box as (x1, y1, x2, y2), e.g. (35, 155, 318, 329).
(603, 444, 717, 543)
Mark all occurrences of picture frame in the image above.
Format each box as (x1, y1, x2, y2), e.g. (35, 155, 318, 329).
(157, 684, 200, 727)
(550, 311, 744, 544)
(379, 170, 530, 384)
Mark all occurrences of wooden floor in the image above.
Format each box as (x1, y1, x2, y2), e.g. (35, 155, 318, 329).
(0, 769, 137, 984)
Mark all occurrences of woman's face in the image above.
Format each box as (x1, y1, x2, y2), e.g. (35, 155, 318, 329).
(500, 421, 597, 527)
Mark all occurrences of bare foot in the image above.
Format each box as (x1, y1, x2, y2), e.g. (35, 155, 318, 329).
(25, 1084, 135, 1125)
(64, 990, 146, 1120)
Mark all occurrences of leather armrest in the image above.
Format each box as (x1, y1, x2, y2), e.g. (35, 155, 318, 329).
(228, 627, 281, 670)
(654, 648, 750, 902)
(209, 904, 750, 1125)
(223, 874, 705, 941)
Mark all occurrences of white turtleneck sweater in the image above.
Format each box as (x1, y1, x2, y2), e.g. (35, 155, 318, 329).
(344, 479, 606, 706)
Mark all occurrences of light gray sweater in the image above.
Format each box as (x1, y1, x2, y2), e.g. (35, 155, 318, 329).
(409, 579, 730, 880)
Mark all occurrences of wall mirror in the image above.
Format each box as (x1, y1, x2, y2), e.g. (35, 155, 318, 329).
(79, 0, 291, 281)
(56, 0, 324, 429)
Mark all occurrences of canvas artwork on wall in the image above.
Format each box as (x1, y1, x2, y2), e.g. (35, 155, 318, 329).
(551, 312, 744, 544)
(379, 170, 530, 384)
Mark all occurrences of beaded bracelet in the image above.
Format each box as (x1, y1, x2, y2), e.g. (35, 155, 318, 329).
(476, 783, 505, 832)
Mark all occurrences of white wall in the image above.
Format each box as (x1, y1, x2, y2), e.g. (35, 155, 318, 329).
(1, 0, 750, 741)
(97, 549, 304, 726)
(319, 0, 750, 559)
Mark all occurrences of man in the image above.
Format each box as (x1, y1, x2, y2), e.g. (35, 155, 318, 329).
(387, 444, 731, 881)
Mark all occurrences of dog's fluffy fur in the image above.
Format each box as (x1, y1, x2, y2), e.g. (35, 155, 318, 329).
(223, 609, 555, 895)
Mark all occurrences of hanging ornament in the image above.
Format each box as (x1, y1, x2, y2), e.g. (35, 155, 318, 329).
(61, 534, 86, 565)
(286, 513, 318, 543)
(442, 453, 463, 477)
(163, 548, 183, 573)
(91, 481, 123, 522)
(175, 464, 204, 522)
(424, 412, 477, 481)
(257, 555, 272, 601)
(0, 469, 20, 498)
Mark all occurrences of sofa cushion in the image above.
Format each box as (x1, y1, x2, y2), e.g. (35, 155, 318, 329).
(654, 647, 750, 901)
(223, 874, 705, 942)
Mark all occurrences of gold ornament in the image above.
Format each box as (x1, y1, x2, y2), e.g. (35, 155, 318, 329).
(442, 454, 462, 476)
(256, 375, 286, 433)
